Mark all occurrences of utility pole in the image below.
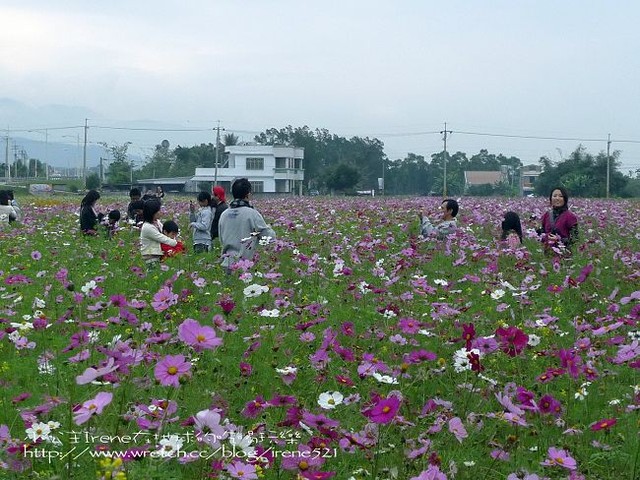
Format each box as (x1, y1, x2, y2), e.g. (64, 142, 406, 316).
(214, 121, 225, 186)
(82, 118, 88, 190)
(606, 133, 611, 199)
(440, 122, 452, 197)
(4, 129, 9, 182)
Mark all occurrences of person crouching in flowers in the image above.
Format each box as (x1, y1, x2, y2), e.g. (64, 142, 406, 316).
(161, 220, 186, 259)
(501, 211, 523, 248)
(101, 209, 121, 239)
(0, 190, 18, 226)
(218, 178, 276, 272)
(79, 189, 103, 235)
(139, 199, 177, 265)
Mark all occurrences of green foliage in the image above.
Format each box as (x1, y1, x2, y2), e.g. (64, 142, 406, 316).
(535, 145, 628, 197)
(85, 173, 101, 190)
(255, 126, 385, 191)
(100, 142, 133, 185)
(223, 133, 239, 146)
(325, 163, 360, 191)
(137, 143, 177, 179)
(172, 143, 216, 177)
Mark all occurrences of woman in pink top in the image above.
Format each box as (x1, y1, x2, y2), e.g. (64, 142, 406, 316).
(538, 186, 578, 249)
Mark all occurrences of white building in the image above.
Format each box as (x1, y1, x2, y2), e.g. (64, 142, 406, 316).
(191, 144, 304, 195)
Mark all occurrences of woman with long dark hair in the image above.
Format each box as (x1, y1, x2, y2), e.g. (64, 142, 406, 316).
(539, 186, 578, 249)
(501, 211, 523, 248)
(79, 190, 103, 234)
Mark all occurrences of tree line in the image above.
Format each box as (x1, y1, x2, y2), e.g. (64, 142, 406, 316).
(93, 125, 639, 197)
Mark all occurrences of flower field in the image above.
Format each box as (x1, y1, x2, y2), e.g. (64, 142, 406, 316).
(0, 194, 639, 480)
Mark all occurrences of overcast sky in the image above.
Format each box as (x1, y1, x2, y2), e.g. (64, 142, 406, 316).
(1, 0, 639, 171)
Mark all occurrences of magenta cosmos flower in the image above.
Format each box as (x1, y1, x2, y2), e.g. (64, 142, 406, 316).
(590, 417, 617, 431)
(541, 446, 577, 470)
(154, 354, 191, 387)
(495, 325, 529, 357)
(73, 392, 113, 425)
(178, 319, 223, 352)
(363, 396, 400, 424)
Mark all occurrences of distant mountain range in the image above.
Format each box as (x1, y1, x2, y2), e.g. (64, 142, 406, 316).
(0, 97, 196, 170)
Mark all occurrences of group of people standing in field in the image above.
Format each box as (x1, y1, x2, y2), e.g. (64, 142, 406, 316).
(79, 178, 276, 270)
(419, 186, 579, 253)
(77, 181, 579, 271)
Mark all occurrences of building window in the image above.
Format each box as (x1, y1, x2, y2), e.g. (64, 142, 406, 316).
(252, 181, 264, 193)
(246, 157, 264, 170)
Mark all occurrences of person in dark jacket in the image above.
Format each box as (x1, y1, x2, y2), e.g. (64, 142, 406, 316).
(211, 185, 229, 242)
(79, 190, 103, 235)
(538, 186, 578, 249)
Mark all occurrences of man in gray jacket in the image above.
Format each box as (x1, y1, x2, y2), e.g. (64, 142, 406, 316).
(419, 198, 459, 239)
(218, 178, 276, 270)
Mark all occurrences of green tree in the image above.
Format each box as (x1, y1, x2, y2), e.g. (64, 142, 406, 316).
(535, 145, 627, 197)
(325, 163, 360, 192)
(224, 133, 239, 146)
(137, 143, 176, 179)
(430, 151, 466, 195)
(172, 143, 215, 176)
(100, 142, 132, 185)
(86, 173, 101, 190)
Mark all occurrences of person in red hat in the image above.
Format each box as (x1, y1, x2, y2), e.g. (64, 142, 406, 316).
(211, 185, 229, 243)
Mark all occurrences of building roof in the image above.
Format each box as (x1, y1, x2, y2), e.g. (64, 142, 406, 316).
(464, 171, 505, 186)
(136, 177, 193, 185)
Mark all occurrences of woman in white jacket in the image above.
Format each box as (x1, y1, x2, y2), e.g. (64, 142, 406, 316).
(140, 199, 177, 264)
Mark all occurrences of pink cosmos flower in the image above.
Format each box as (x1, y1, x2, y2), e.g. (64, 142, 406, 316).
(301, 472, 336, 479)
(178, 318, 222, 352)
(409, 464, 448, 480)
(226, 460, 258, 479)
(31, 251, 42, 260)
(151, 286, 178, 312)
(154, 354, 191, 387)
(194, 409, 227, 447)
(541, 446, 577, 470)
(363, 396, 400, 424)
(448, 417, 468, 443)
(73, 392, 113, 425)
(280, 444, 325, 471)
(76, 357, 119, 385)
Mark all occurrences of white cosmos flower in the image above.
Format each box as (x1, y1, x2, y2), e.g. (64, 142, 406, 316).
(34, 298, 46, 308)
(259, 236, 273, 246)
(372, 372, 399, 384)
(156, 435, 184, 457)
(228, 432, 256, 456)
(527, 334, 541, 346)
(259, 308, 280, 318)
(318, 391, 344, 409)
(275, 366, 297, 375)
(490, 289, 506, 300)
(25, 422, 51, 442)
(453, 348, 482, 373)
(81, 280, 97, 294)
(434, 279, 448, 286)
(243, 284, 269, 298)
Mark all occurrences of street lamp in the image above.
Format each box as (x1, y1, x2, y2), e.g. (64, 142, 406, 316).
(62, 135, 81, 178)
(27, 129, 48, 179)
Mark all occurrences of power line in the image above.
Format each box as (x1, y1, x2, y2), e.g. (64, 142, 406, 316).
(454, 130, 607, 142)
(92, 126, 212, 132)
